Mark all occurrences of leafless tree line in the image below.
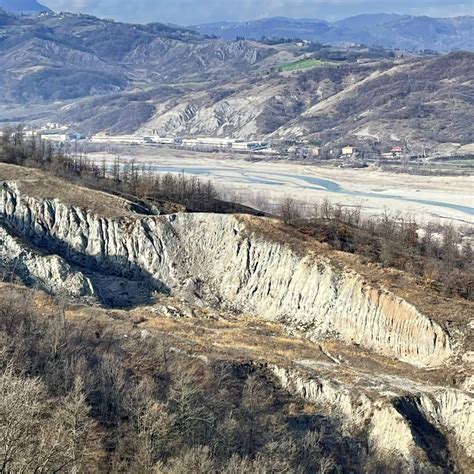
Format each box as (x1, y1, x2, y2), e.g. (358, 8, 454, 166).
(0, 128, 224, 214)
(274, 196, 473, 299)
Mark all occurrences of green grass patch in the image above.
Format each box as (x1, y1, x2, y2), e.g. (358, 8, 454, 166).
(279, 58, 327, 72)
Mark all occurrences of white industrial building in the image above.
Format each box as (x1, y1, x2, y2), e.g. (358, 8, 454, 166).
(90, 134, 145, 144)
(88, 133, 272, 152)
(40, 132, 84, 143)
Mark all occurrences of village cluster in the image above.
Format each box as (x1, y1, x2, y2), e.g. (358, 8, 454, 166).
(23, 123, 405, 160)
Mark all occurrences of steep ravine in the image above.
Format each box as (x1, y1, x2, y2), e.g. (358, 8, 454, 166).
(270, 364, 473, 469)
(0, 181, 454, 366)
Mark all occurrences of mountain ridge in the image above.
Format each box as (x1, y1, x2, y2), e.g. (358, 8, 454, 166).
(0, 12, 472, 152)
(0, 0, 52, 14)
(192, 14, 474, 52)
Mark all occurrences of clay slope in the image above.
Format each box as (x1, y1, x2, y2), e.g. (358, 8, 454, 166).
(0, 166, 467, 368)
(0, 164, 472, 469)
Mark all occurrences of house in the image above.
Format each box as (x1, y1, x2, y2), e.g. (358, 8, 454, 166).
(288, 145, 320, 159)
(390, 146, 403, 158)
(341, 146, 357, 157)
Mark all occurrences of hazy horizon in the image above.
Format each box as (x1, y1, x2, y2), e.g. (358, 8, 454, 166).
(40, 0, 473, 26)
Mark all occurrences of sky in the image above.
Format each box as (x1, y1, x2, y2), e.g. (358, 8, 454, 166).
(41, 0, 474, 25)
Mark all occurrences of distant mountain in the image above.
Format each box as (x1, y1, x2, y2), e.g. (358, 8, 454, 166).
(194, 17, 332, 42)
(334, 13, 402, 29)
(0, 0, 52, 14)
(0, 11, 472, 151)
(193, 14, 474, 52)
(0, 12, 275, 105)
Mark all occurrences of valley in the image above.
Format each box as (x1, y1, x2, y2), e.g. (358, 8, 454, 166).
(0, 10, 472, 153)
(0, 5, 473, 473)
(88, 148, 474, 225)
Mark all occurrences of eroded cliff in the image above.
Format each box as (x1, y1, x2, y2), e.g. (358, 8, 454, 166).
(0, 222, 95, 298)
(0, 179, 456, 367)
(271, 364, 473, 469)
(0, 165, 472, 470)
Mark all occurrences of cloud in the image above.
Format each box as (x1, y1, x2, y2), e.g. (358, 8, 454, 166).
(41, 0, 473, 25)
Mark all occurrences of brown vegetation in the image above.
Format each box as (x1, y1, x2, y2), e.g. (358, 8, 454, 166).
(0, 130, 472, 471)
(277, 198, 474, 300)
(0, 290, 377, 472)
(1, 127, 472, 300)
(0, 127, 262, 216)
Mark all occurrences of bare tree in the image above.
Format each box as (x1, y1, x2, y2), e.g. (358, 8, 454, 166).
(156, 446, 215, 474)
(279, 197, 300, 225)
(0, 369, 98, 472)
(54, 377, 100, 473)
(131, 400, 176, 472)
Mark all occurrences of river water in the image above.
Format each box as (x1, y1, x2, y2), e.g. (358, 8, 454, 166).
(142, 164, 474, 218)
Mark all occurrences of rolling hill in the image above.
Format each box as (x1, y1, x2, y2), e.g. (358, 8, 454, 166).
(53, 52, 474, 152)
(0, 0, 52, 14)
(0, 11, 275, 104)
(193, 14, 474, 52)
(0, 11, 472, 152)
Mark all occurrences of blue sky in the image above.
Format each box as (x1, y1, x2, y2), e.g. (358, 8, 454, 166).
(41, 0, 474, 25)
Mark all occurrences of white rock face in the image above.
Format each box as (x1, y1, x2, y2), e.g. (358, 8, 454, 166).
(270, 365, 418, 461)
(0, 224, 95, 298)
(1, 179, 472, 468)
(270, 364, 474, 466)
(419, 389, 474, 458)
(0, 182, 452, 366)
(140, 83, 282, 139)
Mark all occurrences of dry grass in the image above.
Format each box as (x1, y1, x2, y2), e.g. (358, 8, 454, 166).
(0, 163, 137, 219)
(1, 164, 471, 355)
(0, 281, 470, 393)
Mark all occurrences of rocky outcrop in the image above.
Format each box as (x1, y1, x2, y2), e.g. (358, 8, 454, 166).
(140, 82, 279, 140)
(270, 364, 474, 469)
(418, 389, 474, 458)
(270, 364, 419, 462)
(0, 223, 95, 299)
(0, 181, 453, 366)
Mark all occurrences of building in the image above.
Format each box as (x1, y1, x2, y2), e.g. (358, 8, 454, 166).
(287, 145, 320, 159)
(178, 137, 272, 151)
(90, 134, 144, 145)
(23, 129, 37, 138)
(341, 146, 357, 157)
(195, 137, 235, 148)
(44, 122, 69, 131)
(390, 146, 403, 158)
(147, 136, 176, 145)
(232, 141, 270, 151)
(180, 137, 234, 149)
(40, 131, 84, 143)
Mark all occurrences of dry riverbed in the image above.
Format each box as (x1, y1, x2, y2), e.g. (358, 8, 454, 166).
(88, 147, 474, 226)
